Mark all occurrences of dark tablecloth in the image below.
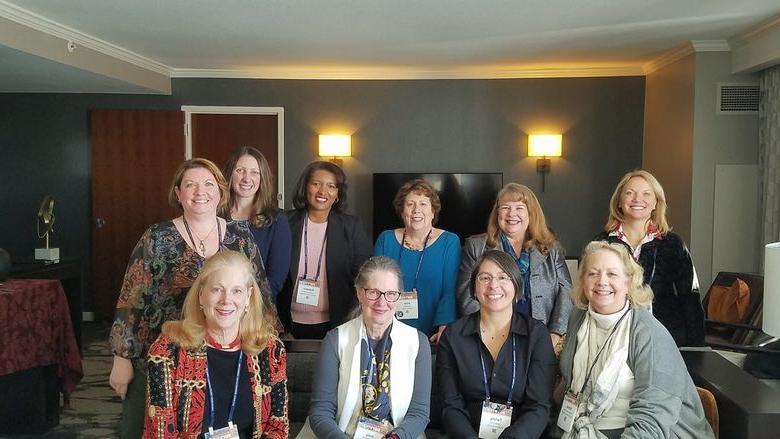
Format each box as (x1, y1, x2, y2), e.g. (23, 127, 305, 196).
(0, 279, 83, 397)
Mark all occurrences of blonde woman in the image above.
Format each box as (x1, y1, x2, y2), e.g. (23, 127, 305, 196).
(556, 241, 712, 438)
(143, 251, 287, 438)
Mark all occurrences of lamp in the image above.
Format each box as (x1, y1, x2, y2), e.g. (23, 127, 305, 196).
(763, 242, 780, 337)
(319, 134, 351, 166)
(528, 134, 562, 192)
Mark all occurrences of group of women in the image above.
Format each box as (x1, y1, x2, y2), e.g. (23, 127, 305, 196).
(107, 147, 712, 438)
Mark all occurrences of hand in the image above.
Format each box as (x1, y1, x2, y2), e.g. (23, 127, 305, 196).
(109, 355, 134, 400)
(429, 325, 446, 344)
(550, 333, 565, 358)
(550, 332, 562, 348)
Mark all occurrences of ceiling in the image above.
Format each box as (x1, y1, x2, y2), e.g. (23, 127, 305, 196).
(1, 0, 779, 93)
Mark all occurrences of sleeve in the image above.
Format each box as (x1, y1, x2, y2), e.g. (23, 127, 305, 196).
(547, 246, 574, 336)
(308, 330, 349, 439)
(621, 319, 687, 438)
(143, 337, 179, 438)
(110, 228, 155, 360)
(433, 234, 460, 328)
(675, 238, 705, 346)
(499, 324, 556, 439)
(437, 328, 479, 439)
(247, 231, 275, 305)
(350, 216, 373, 280)
(261, 340, 289, 439)
(374, 230, 389, 257)
(265, 212, 293, 300)
(393, 332, 432, 439)
(457, 238, 482, 317)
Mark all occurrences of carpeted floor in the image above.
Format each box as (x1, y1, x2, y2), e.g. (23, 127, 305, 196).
(1, 323, 121, 439)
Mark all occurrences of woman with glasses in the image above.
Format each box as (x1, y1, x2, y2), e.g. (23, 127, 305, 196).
(299, 256, 431, 439)
(438, 250, 556, 439)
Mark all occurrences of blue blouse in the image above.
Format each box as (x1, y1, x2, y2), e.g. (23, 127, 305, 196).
(248, 210, 292, 300)
(374, 230, 460, 336)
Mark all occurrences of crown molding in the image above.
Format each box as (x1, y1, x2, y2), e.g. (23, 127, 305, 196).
(731, 14, 780, 47)
(642, 44, 694, 74)
(0, 0, 171, 76)
(691, 40, 730, 52)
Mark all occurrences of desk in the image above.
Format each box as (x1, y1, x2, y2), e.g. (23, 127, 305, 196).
(0, 279, 83, 433)
(683, 350, 780, 439)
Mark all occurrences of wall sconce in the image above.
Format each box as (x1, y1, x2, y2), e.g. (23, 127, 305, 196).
(528, 134, 562, 192)
(319, 134, 351, 166)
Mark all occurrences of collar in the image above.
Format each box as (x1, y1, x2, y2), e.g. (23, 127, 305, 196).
(462, 311, 529, 337)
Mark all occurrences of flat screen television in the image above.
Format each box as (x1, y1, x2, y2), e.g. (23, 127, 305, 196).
(372, 173, 504, 243)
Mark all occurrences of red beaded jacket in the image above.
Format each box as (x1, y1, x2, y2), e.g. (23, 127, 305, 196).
(143, 334, 288, 439)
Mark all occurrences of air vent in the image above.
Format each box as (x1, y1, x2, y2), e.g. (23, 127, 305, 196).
(717, 83, 759, 114)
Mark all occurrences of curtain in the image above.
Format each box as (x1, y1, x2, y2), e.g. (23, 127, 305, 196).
(759, 65, 780, 249)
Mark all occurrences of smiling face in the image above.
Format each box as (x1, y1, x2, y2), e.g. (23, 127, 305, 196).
(582, 250, 629, 315)
(305, 169, 339, 214)
(619, 176, 657, 223)
(497, 200, 529, 239)
(175, 167, 221, 216)
(199, 265, 253, 336)
(474, 259, 516, 314)
(402, 192, 434, 232)
(231, 154, 261, 200)
(357, 270, 401, 330)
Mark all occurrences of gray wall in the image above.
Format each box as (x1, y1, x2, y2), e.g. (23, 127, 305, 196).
(0, 76, 645, 311)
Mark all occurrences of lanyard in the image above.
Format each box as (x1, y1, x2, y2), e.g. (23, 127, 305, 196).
(399, 229, 432, 290)
(478, 333, 517, 405)
(205, 350, 243, 429)
(577, 306, 630, 395)
(303, 214, 328, 280)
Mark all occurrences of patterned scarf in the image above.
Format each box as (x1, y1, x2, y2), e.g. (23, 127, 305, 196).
(360, 333, 393, 422)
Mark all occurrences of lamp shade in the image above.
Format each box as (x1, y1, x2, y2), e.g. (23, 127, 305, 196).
(764, 242, 780, 337)
(528, 134, 562, 157)
(319, 134, 351, 157)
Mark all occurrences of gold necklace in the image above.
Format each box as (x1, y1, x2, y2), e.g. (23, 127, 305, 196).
(183, 217, 217, 256)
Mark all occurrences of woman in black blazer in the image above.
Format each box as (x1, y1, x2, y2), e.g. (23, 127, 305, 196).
(278, 161, 372, 339)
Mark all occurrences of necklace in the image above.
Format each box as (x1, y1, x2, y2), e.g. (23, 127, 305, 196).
(205, 332, 241, 350)
(402, 228, 433, 251)
(182, 216, 217, 256)
(480, 323, 509, 341)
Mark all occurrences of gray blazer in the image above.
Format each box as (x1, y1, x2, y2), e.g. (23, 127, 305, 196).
(456, 233, 573, 335)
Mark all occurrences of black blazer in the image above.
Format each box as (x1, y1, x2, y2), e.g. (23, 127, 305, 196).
(278, 208, 372, 332)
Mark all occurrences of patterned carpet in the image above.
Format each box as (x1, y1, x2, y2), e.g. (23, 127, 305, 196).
(1, 323, 121, 438)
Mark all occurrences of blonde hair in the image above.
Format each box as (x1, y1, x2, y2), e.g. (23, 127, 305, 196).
(167, 158, 230, 214)
(605, 170, 670, 234)
(485, 183, 557, 254)
(161, 251, 277, 354)
(571, 241, 653, 310)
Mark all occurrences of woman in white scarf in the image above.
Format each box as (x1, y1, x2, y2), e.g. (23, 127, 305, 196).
(556, 241, 713, 439)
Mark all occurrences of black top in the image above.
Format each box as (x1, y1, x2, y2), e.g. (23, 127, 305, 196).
(594, 231, 705, 346)
(203, 348, 254, 438)
(278, 208, 373, 334)
(437, 312, 556, 439)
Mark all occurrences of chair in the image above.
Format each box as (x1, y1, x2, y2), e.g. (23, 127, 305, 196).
(696, 387, 719, 438)
(702, 272, 765, 347)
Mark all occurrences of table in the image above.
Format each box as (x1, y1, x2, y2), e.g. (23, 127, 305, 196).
(0, 279, 83, 433)
(682, 350, 780, 439)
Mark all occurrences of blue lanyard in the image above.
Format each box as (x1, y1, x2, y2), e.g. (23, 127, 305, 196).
(303, 214, 327, 280)
(398, 229, 432, 290)
(205, 350, 243, 429)
(478, 334, 516, 405)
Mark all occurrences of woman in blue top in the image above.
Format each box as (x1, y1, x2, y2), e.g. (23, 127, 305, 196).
(223, 146, 292, 300)
(374, 179, 460, 343)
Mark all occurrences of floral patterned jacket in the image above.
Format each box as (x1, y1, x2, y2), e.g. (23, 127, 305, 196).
(144, 334, 288, 439)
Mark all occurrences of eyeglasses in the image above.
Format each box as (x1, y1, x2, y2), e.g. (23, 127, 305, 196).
(476, 273, 513, 285)
(363, 288, 401, 302)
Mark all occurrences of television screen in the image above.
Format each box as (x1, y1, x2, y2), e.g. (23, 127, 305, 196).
(372, 173, 504, 243)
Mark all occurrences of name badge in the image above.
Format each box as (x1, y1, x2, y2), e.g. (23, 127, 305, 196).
(395, 289, 419, 319)
(295, 278, 320, 306)
(353, 415, 392, 439)
(478, 400, 512, 439)
(556, 391, 579, 432)
(204, 422, 239, 439)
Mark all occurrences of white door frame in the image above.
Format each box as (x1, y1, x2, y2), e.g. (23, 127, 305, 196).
(181, 105, 285, 208)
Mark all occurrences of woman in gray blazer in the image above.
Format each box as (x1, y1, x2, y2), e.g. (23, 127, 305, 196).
(457, 183, 573, 350)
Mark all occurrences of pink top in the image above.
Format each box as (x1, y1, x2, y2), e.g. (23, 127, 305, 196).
(291, 218, 330, 324)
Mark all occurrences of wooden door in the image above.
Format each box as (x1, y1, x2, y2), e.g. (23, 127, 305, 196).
(190, 114, 279, 196)
(90, 109, 184, 321)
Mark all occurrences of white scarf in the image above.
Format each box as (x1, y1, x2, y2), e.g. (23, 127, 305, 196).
(564, 302, 633, 439)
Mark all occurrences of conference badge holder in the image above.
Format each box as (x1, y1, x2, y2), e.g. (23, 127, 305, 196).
(353, 415, 391, 439)
(556, 391, 579, 432)
(295, 278, 320, 306)
(205, 422, 239, 439)
(395, 289, 419, 319)
(478, 400, 512, 439)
